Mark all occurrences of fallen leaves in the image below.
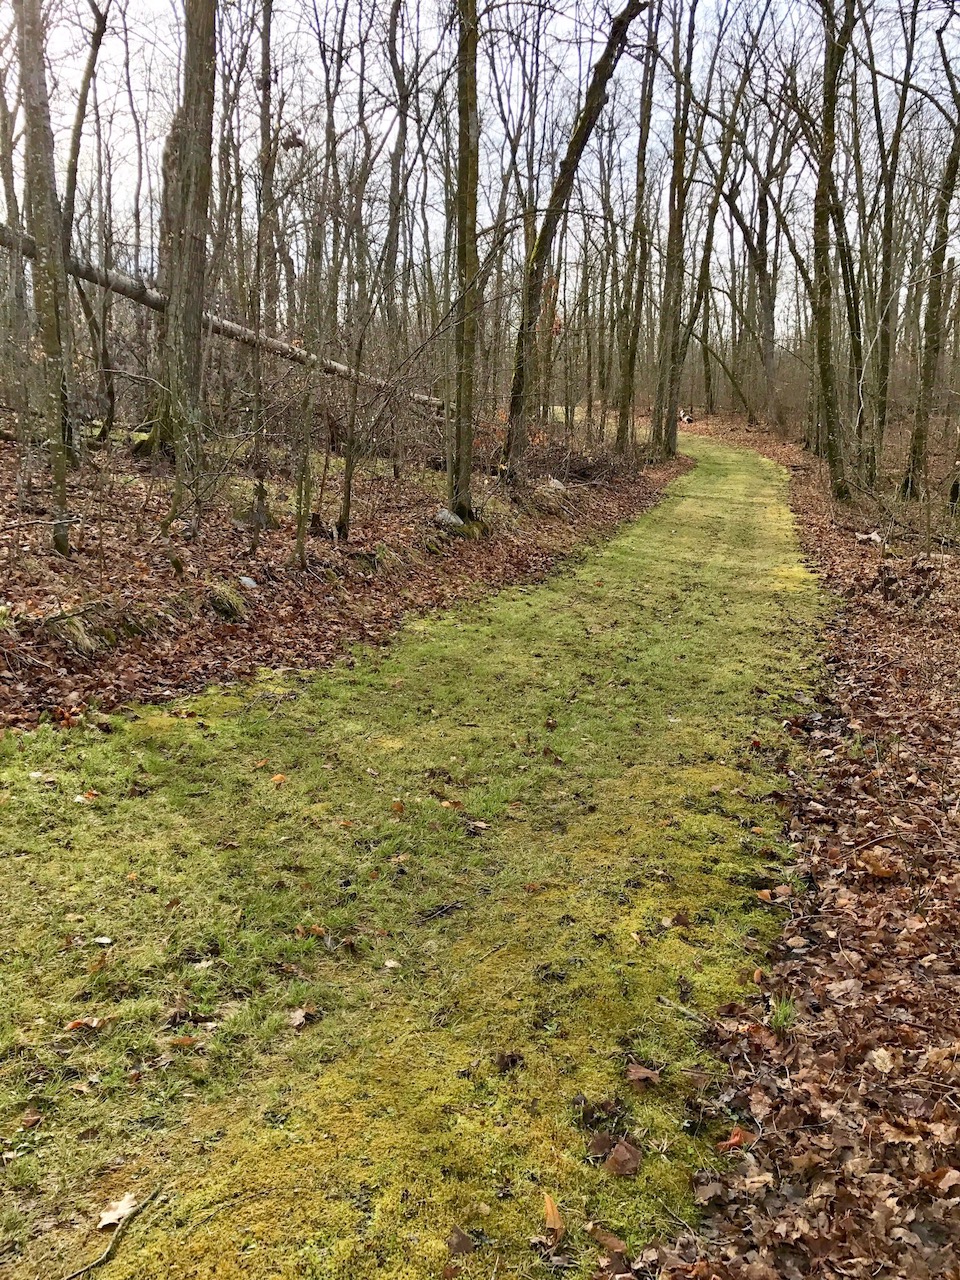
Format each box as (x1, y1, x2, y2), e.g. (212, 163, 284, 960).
(716, 1125, 754, 1153)
(624, 1063, 660, 1090)
(659, 422, 960, 1280)
(0, 452, 690, 731)
(866, 1045, 896, 1074)
(494, 1050, 525, 1074)
(584, 1222, 627, 1255)
(543, 1193, 565, 1243)
(287, 1005, 320, 1029)
(530, 1194, 574, 1270)
(446, 1226, 475, 1256)
(64, 1016, 114, 1034)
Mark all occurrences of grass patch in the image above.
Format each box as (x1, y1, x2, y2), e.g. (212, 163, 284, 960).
(769, 996, 798, 1038)
(0, 437, 822, 1278)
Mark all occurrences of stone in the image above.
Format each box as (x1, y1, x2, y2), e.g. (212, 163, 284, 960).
(434, 508, 465, 528)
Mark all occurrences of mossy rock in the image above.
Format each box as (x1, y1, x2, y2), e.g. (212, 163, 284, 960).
(446, 518, 490, 540)
(205, 580, 247, 620)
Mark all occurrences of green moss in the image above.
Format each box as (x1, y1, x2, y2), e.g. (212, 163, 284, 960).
(0, 438, 822, 1278)
(205, 579, 247, 620)
(44, 612, 99, 656)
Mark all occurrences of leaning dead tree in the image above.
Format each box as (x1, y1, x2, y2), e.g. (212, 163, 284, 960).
(503, 0, 648, 472)
(0, 223, 444, 412)
(4, 0, 960, 555)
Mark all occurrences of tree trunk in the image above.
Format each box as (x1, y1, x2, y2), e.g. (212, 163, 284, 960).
(450, 0, 479, 520)
(13, 0, 74, 552)
(902, 111, 960, 498)
(811, 0, 854, 500)
(650, 0, 698, 458)
(154, 0, 217, 457)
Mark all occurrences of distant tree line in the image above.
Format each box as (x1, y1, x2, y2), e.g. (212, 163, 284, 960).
(2, 0, 960, 550)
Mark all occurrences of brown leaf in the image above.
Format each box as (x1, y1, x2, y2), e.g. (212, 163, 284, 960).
(446, 1226, 474, 1256)
(859, 850, 897, 877)
(748, 1087, 773, 1122)
(543, 1192, 564, 1242)
(587, 1131, 618, 1158)
(288, 1005, 319, 1029)
(625, 1063, 660, 1089)
(584, 1221, 628, 1254)
(494, 1050, 525, 1073)
(717, 1124, 754, 1153)
(64, 1016, 114, 1033)
(97, 1191, 138, 1230)
(603, 1140, 642, 1176)
(694, 1180, 725, 1204)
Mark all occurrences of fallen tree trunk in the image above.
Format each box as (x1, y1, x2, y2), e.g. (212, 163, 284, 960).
(0, 222, 444, 412)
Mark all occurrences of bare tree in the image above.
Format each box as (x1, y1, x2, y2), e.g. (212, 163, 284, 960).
(153, 0, 217, 471)
(504, 0, 648, 473)
(13, 0, 74, 552)
(450, 0, 479, 519)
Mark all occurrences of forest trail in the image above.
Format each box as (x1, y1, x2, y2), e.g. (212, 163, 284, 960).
(0, 439, 822, 1279)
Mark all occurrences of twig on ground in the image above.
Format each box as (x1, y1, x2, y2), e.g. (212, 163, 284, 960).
(61, 1187, 162, 1280)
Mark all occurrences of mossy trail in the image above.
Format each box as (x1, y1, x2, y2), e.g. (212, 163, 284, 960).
(0, 438, 821, 1279)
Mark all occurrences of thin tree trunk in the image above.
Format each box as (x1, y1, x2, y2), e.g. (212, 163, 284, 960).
(450, 0, 479, 520)
(61, 1, 110, 257)
(811, 0, 854, 500)
(14, 0, 74, 552)
(650, 0, 697, 457)
(902, 94, 960, 497)
(154, 0, 217, 458)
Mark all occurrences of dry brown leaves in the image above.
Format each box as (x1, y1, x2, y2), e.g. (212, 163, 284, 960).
(0, 444, 688, 728)
(651, 419, 960, 1279)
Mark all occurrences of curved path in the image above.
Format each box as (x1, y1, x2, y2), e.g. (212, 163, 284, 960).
(0, 438, 821, 1279)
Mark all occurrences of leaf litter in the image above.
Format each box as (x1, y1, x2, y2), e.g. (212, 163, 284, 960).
(648, 421, 960, 1279)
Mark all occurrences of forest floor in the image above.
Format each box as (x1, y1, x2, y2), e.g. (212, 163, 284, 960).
(0, 437, 822, 1278)
(658, 420, 960, 1280)
(0, 440, 682, 730)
